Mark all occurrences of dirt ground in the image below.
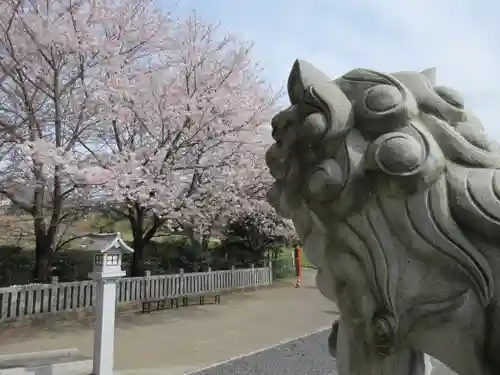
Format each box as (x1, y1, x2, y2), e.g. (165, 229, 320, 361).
(0, 270, 337, 374)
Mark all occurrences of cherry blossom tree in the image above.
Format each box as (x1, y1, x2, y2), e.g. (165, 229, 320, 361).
(87, 14, 280, 276)
(0, 0, 170, 281)
(174, 150, 270, 257)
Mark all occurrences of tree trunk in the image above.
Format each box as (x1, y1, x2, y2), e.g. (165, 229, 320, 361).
(128, 206, 162, 277)
(30, 75, 63, 284)
(31, 194, 60, 283)
(32, 235, 52, 283)
(131, 234, 144, 276)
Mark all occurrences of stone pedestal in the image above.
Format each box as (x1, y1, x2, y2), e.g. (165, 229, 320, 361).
(92, 279, 118, 375)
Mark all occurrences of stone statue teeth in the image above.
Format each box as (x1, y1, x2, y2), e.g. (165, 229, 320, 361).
(266, 59, 500, 375)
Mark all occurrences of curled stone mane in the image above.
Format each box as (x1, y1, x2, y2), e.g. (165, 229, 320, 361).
(338, 68, 498, 307)
(266, 60, 500, 374)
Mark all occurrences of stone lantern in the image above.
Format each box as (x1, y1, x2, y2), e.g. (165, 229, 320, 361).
(87, 232, 133, 280)
(80, 232, 134, 375)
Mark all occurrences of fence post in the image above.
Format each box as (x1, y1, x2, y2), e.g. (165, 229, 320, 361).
(251, 264, 257, 290)
(144, 270, 151, 299)
(179, 268, 185, 296)
(50, 276, 59, 313)
(207, 266, 213, 292)
(268, 259, 273, 284)
(230, 265, 236, 289)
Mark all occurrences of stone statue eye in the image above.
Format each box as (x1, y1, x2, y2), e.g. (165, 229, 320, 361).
(434, 86, 464, 109)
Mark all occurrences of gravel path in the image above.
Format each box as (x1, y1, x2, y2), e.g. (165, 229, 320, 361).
(187, 329, 456, 375)
(189, 329, 337, 375)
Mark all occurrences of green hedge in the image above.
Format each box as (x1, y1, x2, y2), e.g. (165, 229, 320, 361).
(0, 239, 203, 286)
(271, 258, 296, 280)
(0, 238, 280, 286)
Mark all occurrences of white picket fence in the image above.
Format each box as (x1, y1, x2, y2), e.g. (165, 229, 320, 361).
(0, 266, 272, 322)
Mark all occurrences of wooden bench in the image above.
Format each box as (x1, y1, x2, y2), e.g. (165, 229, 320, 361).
(141, 296, 181, 313)
(182, 291, 221, 306)
(142, 291, 221, 313)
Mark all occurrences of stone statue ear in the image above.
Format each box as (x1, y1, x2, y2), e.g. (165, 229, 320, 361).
(287, 59, 331, 105)
(421, 67, 436, 85)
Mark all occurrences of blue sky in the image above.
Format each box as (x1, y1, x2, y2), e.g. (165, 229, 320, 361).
(160, 0, 500, 138)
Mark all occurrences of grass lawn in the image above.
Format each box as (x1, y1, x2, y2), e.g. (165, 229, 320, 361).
(301, 253, 316, 268)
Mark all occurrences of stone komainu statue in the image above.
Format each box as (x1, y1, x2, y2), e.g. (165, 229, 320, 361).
(265, 60, 500, 375)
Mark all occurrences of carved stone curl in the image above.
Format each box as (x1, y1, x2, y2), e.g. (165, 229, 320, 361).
(266, 60, 500, 375)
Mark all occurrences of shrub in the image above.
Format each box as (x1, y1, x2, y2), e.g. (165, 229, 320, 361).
(218, 211, 293, 268)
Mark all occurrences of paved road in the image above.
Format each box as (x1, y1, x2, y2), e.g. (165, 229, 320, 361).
(0, 270, 336, 374)
(187, 329, 456, 375)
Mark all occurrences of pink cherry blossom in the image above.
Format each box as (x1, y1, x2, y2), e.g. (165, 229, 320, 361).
(82, 13, 282, 275)
(0, 1, 282, 279)
(0, 0, 175, 281)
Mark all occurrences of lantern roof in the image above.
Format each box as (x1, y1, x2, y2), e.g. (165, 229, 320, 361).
(77, 232, 134, 253)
